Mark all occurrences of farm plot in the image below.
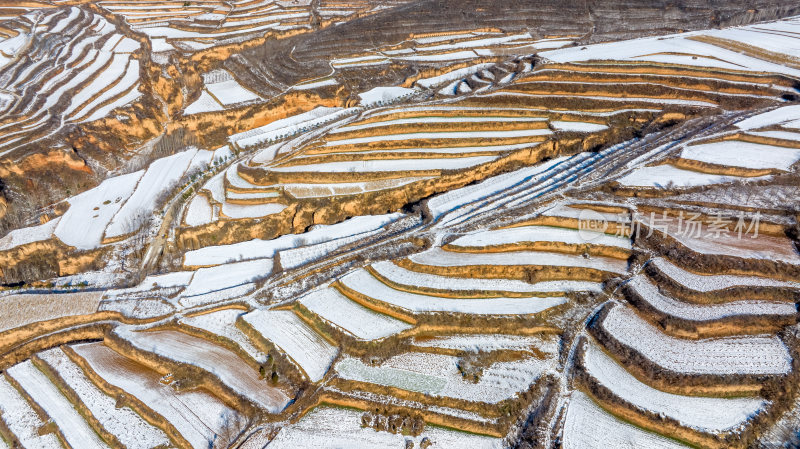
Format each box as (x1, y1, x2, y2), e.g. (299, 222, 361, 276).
(184, 70, 261, 114)
(184, 193, 214, 226)
(37, 348, 170, 449)
(540, 25, 800, 77)
(7, 360, 110, 449)
(199, 171, 288, 220)
(243, 309, 338, 382)
(370, 260, 602, 296)
(228, 106, 356, 149)
(580, 340, 767, 433)
(104, 149, 200, 239)
(649, 214, 800, 264)
(0, 374, 63, 449)
(72, 342, 239, 449)
(412, 333, 560, 354)
(408, 247, 628, 275)
(563, 392, 689, 449)
(679, 140, 800, 171)
(180, 308, 268, 364)
(335, 350, 554, 403)
(298, 287, 412, 340)
(183, 213, 400, 266)
(113, 327, 290, 412)
(54, 170, 143, 249)
(650, 257, 800, 292)
(180, 258, 273, 298)
(0, 216, 60, 252)
(100, 0, 332, 51)
(597, 304, 792, 375)
(268, 406, 502, 449)
(282, 177, 433, 198)
(735, 104, 800, 130)
(269, 155, 500, 173)
(627, 275, 796, 322)
(616, 164, 758, 188)
(340, 268, 568, 315)
(0, 291, 102, 332)
(446, 224, 631, 257)
(0, 7, 143, 156)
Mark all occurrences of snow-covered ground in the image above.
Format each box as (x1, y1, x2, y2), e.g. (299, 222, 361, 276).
(38, 348, 170, 449)
(448, 225, 631, 250)
(540, 23, 800, 77)
(7, 360, 111, 449)
(0, 291, 102, 332)
(551, 121, 609, 133)
(563, 392, 690, 449)
(72, 342, 238, 449)
(628, 275, 796, 321)
(600, 304, 792, 375)
(655, 215, 800, 264)
(371, 261, 602, 294)
(409, 247, 628, 274)
(118, 271, 195, 294)
(0, 217, 60, 251)
(357, 86, 415, 107)
(268, 406, 502, 448)
(283, 177, 432, 198)
(54, 170, 143, 249)
(617, 164, 757, 188)
(298, 287, 412, 340)
(0, 375, 63, 449)
(651, 257, 800, 291)
(271, 156, 499, 173)
(243, 309, 338, 382)
(114, 327, 290, 412)
(582, 341, 766, 433)
(184, 213, 401, 266)
(206, 79, 261, 106)
(230, 107, 356, 149)
(415, 63, 494, 88)
(413, 334, 560, 354)
(184, 193, 214, 226)
(335, 350, 554, 403)
(324, 129, 552, 147)
(184, 91, 224, 114)
(425, 155, 572, 223)
(735, 105, 800, 130)
(106, 149, 198, 239)
(180, 308, 268, 364)
(181, 258, 273, 297)
(680, 141, 800, 171)
(341, 268, 568, 315)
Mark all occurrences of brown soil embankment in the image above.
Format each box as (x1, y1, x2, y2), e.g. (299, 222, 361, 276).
(63, 344, 194, 449)
(622, 282, 797, 339)
(364, 265, 562, 299)
(587, 303, 784, 397)
(443, 241, 631, 260)
(644, 261, 800, 304)
(396, 257, 620, 283)
(637, 223, 800, 282)
(104, 329, 264, 416)
(573, 336, 760, 449)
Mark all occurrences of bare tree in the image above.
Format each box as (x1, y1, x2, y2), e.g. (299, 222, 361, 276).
(212, 410, 257, 449)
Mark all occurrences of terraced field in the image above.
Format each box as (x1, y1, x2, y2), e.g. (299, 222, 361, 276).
(1, 1, 800, 448)
(0, 6, 144, 157)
